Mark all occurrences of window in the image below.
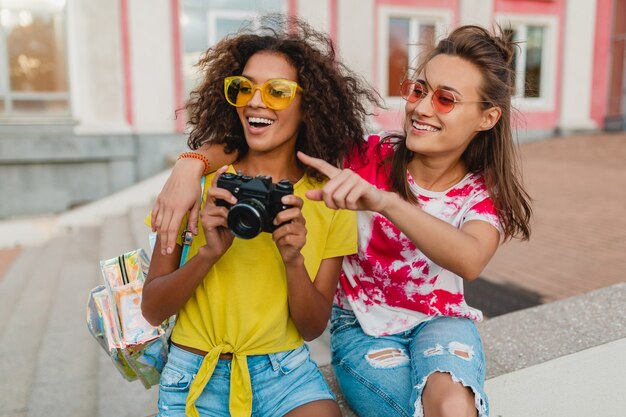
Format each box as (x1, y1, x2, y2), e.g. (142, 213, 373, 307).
(379, 7, 450, 99)
(508, 25, 545, 98)
(0, 0, 69, 118)
(498, 15, 558, 110)
(181, 0, 284, 94)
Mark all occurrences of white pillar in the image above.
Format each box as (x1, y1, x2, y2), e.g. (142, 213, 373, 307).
(128, 0, 177, 133)
(458, 0, 493, 28)
(337, 0, 375, 82)
(297, 0, 331, 34)
(68, 0, 129, 134)
(559, 0, 598, 130)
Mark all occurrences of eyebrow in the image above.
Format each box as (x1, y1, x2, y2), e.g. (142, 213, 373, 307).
(240, 74, 256, 82)
(417, 78, 464, 97)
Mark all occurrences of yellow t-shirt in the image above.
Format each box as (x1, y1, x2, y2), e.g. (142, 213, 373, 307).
(152, 168, 356, 417)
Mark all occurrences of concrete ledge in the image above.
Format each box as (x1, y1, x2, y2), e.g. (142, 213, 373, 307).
(479, 282, 626, 378)
(322, 283, 626, 416)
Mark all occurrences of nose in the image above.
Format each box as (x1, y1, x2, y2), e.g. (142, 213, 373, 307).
(248, 88, 266, 108)
(410, 92, 435, 116)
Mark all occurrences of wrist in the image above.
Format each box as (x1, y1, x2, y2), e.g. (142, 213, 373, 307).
(197, 245, 220, 264)
(379, 191, 400, 217)
(283, 253, 305, 269)
(177, 152, 210, 176)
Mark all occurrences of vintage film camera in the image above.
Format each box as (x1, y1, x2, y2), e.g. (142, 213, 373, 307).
(216, 172, 293, 239)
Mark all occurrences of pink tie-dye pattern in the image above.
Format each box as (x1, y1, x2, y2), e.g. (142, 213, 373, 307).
(335, 134, 502, 336)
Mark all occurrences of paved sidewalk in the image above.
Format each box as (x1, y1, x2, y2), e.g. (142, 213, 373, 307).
(482, 132, 626, 301)
(0, 248, 20, 283)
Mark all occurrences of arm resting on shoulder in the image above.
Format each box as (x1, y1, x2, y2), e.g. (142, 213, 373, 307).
(152, 143, 237, 255)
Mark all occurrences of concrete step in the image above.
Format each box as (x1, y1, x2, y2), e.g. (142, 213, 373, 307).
(128, 204, 152, 255)
(97, 214, 157, 417)
(98, 214, 139, 261)
(27, 226, 101, 417)
(306, 326, 331, 366)
(0, 239, 69, 415)
(0, 247, 44, 337)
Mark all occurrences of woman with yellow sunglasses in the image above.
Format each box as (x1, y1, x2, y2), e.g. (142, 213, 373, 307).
(142, 14, 380, 417)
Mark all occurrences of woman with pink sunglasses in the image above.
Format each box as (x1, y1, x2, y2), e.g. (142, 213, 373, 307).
(152, 24, 532, 417)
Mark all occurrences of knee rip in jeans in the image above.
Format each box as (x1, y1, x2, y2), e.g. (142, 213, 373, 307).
(364, 348, 410, 368)
(423, 342, 474, 361)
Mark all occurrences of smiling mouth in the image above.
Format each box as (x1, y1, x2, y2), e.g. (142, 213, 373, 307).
(248, 117, 274, 128)
(412, 121, 440, 132)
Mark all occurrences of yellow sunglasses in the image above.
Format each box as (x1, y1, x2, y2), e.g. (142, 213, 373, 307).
(224, 76, 303, 110)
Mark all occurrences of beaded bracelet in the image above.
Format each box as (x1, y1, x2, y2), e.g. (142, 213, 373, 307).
(177, 152, 211, 176)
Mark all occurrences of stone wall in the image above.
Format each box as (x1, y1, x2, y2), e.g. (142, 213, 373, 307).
(0, 127, 185, 219)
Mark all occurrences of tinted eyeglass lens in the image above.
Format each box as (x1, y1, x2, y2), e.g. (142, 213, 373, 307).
(225, 77, 251, 107)
(225, 77, 296, 110)
(433, 90, 457, 113)
(400, 80, 423, 103)
(263, 80, 293, 109)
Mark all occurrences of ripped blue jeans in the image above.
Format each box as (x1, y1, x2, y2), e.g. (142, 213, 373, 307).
(330, 306, 488, 417)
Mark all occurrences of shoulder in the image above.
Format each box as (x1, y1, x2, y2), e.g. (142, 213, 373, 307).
(345, 131, 401, 172)
(455, 173, 501, 227)
(447, 172, 490, 200)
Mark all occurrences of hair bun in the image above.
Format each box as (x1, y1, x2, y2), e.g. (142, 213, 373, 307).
(490, 25, 516, 66)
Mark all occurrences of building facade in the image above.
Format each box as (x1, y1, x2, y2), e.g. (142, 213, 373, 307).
(0, 0, 624, 218)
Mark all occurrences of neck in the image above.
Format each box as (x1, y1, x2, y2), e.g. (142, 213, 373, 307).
(234, 151, 303, 184)
(407, 156, 468, 191)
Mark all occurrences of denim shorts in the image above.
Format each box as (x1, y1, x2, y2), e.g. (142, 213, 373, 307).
(330, 306, 488, 417)
(157, 343, 335, 417)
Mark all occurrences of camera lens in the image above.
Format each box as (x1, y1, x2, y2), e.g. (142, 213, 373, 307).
(227, 199, 267, 239)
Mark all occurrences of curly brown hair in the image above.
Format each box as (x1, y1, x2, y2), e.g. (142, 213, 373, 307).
(183, 14, 382, 180)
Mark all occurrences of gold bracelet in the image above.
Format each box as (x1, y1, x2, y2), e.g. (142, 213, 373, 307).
(177, 152, 211, 176)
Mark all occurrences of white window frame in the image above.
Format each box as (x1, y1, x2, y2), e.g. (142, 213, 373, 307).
(207, 10, 260, 46)
(206, 0, 288, 47)
(496, 14, 559, 112)
(378, 6, 451, 105)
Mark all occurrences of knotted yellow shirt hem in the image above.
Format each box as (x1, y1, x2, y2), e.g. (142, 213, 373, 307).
(184, 342, 303, 417)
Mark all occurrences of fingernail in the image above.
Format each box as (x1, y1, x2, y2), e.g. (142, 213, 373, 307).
(166, 247, 173, 255)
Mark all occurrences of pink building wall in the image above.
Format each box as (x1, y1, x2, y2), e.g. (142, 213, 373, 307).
(364, 0, 613, 134)
(591, 0, 613, 127)
(161, 0, 615, 135)
(495, 0, 565, 131)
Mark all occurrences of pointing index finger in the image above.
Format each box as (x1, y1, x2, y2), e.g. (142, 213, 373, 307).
(297, 151, 341, 179)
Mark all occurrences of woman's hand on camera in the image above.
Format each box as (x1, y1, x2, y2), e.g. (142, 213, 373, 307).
(198, 166, 236, 261)
(272, 195, 306, 265)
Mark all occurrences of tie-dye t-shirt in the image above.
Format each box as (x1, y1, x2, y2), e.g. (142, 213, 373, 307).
(334, 133, 503, 336)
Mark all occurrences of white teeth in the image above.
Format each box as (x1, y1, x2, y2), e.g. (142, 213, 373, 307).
(412, 122, 439, 132)
(248, 117, 274, 125)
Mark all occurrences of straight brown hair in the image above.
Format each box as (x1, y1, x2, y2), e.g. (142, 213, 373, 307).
(381, 25, 532, 241)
